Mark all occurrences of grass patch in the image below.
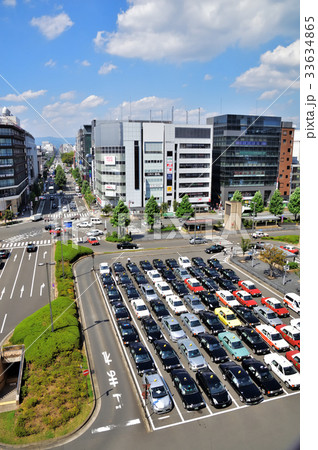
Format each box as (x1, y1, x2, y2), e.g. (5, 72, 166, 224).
(55, 241, 93, 263)
(263, 235, 299, 245)
(105, 231, 132, 242)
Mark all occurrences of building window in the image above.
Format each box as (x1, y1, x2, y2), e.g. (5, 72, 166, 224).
(134, 141, 140, 190)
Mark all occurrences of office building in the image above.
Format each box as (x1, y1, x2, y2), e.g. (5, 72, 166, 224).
(278, 122, 294, 199)
(76, 124, 92, 184)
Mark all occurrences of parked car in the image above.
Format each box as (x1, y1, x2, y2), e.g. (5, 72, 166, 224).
(198, 291, 219, 310)
(131, 299, 150, 319)
(140, 260, 153, 272)
(140, 284, 159, 302)
(141, 316, 163, 342)
(129, 342, 155, 376)
(253, 306, 283, 327)
(207, 258, 223, 270)
(99, 262, 111, 275)
(219, 361, 264, 405)
(215, 290, 240, 308)
(155, 281, 173, 298)
(124, 285, 140, 301)
(261, 297, 289, 318)
(153, 339, 182, 371)
(184, 277, 204, 293)
(205, 244, 225, 254)
(178, 256, 191, 269)
(232, 306, 260, 327)
(189, 237, 208, 245)
(153, 259, 166, 272)
(184, 294, 205, 314)
(117, 241, 138, 250)
(177, 338, 207, 371)
(264, 353, 300, 389)
(283, 293, 300, 315)
(201, 277, 219, 292)
(142, 371, 173, 414)
(191, 256, 207, 267)
(166, 295, 188, 315)
(275, 324, 300, 350)
(196, 333, 229, 363)
(126, 262, 141, 274)
(181, 313, 205, 336)
(203, 267, 219, 279)
(195, 368, 232, 408)
(113, 262, 126, 276)
(214, 307, 242, 329)
(147, 270, 163, 284)
(241, 357, 283, 397)
(255, 325, 290, 352)
(161, 267, 176, 282)
(236, 326, 270, 355)
(171, 280, 189, 297)
(162, 316, 186, 342)
(198, 310, 225, 335)
(216, 277, 237, 292)
(165, 258, 179, 269)
(134, 273, 148, 287)
(173, 267, 191, 281)
(118, 321, 139, 346)
(219, 268, 240, 283)
(112, 301, 131, 322)
(170, 368, 206, 410)
(106, 286, 121, 303)
(286, 350, 300, 372)
(218, 331, 250, 361)
(238, 280, 262, 297)
(151, 300, 171, 321)
(233, 290, 258, 308)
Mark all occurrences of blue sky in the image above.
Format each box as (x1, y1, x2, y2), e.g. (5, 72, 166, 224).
(0, 0, 299, 139)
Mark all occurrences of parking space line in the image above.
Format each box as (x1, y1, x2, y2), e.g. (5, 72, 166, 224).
(10, 247, 26, 299)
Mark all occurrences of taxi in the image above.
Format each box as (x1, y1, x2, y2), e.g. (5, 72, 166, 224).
(261, 297, 289, 318)
(185, 277, 204, 293)
(275, 325, 300, 350)
(255, 324, 289, 352)
(238, 280, 262, 297)
(214, 307, 242, 329)
(233, 290, 258, 308)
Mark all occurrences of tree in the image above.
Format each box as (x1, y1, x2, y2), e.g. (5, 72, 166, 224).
(250, 191, 264, 216)
(288, 188, 300, 221)
(160, 202, 169, 216)
(81, 180, 89, 195)
(145, 196, 160, 230)
(173, 200, 179, 212)
(259, 245, 286, 278)
(102, 204, 112, 215)
(110, 200, 130, 236)
(61, 151, 74, 166)
(54, 166, 66, 188)
(240, 237, 251, 256)
(176, 195, 194, 219)
(3, 209, 14, 223)
(231, 190, 243, 202)
(269, 189, 284, 216)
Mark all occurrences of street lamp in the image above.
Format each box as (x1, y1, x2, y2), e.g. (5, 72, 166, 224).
(38, 262, 56, 332)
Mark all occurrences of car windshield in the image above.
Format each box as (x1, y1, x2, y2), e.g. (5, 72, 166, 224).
(231, 341, 243, 349)
(151, 385, 167, 398)
(183, 259, 190, 264)
(161, 350, 175, 359)
(188, 349, 201, 358)
(209, 317, 219, 325)
(190, 320, 201, 327)
(235, 375, 252, 387)
(271, 333, 281, 341)
(192, 299, 201, 305)
(116, 307, 127, 314)
(180, 270, 188, 275)
(258, 368, 274, 381)
(192, 282, 201, 287)
(243, 294, 252, 300)
(122, 328, 134, 336)
(208, 343, 219, 350)
(292, 333, 300, 340)
(162, 285, 170, 291)
(226, 314, 236, 321)
(267, 312, 277, 319)
(147, 289, 155, 295)
(180, 381, 198, 394)
(174, 301, 183, 307)
(209, 379, 224, 393)
(136, 305, 147, 311)
(249, 334, 262, 343)
(153, 274, 160, 279)
(135, 353, 150, 363)
(284, 366, 297, 375)
(248, 284, 256, 289)
(148, 325, 159, 332)
(170, 324, 182, 331)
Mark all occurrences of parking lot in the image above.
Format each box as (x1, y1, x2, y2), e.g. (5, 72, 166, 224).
(94, 244, 300, 432)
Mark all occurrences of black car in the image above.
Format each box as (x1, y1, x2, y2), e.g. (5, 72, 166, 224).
(106, 285, 121, 303)
(171, 280, 189, 297)
(188, 267, 205, 280)
(161, 268, 176, 282)
(141, 316, 163, 343)
(250, 241, 265, 250)
(118, 273, 133, 286)
(191, 257, 207, 268)
(170, 368, 206, 410)
(102, 274, 113, 288)
(140, 260, 153, 272)
(207, 258, 223, 270)
(219, 268, 240, 283)
(216, 277, 237, 292)
(117, 241, 138, 250)
(203, 267, 219, 279)
(150, 300, 170, 320)
(242, 358, 283, 397)
(112, 301, 131, 321)
(44, 223, 55, 231)
(201, 277, 219, 292)
(133, 273, 148, 287)
(219, 361, 264, 405)
(196, 334, 229, 363)
(153, 259, 166, 272)
(129, 342, 155, 376)
(118, 321, 139, 346)
(126, 262, 141, 275)
(26, 243, 37, 252)
(153, 339, 181, 371)
(198, 310, 225, 335)
(236, 326, 270, 355)
(195, 368, 232, 408)
(198, 292, 220, 311)
(113, 262, 126, 276)
(124, 285, 140, 301)
(165, 258, 179, 269)
(232, 306, 261, 327)
(205, 244, 225, 254)
(0, 249, 10, 259)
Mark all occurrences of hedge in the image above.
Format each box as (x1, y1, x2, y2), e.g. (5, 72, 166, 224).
(55, 241, 93, 264)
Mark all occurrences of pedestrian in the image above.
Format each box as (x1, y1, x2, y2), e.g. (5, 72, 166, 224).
(223, 248, 227, 255)
(115, 275, 118, 283)
(127, 257, 131, 264)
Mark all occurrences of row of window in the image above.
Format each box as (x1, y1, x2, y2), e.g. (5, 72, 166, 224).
(179, 153, 210, 159)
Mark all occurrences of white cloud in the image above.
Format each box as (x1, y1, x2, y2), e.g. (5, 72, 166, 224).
(80, 95, 105, 108)
(60, 91, 76, 100)
(231, 40, 300, 93)
(45, 59, 56, 68)
(81, 60, 91, 67)
(258, 90, 279, 100)
(30, 12, 74, 40)
(2, 0, 16, 6)
(0, 89, 47, 102)
(98, 63, 117, 75)
(93, 0, 298, 62)
(8, 105, 28, 114)
(204, 74, 212, 81)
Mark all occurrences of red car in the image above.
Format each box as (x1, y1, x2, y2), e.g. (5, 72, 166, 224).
(184, 277, 204, 293)
(87, 237, 100, 245)
(280, 245, 299, 255)
(261, 297, 289, 318)
(49, 228, 61, 236)
(233, 290, 258, 308)
(275, 325, 300, 350)
(238, 280, 262, 297)
(286, 350, 300, 372)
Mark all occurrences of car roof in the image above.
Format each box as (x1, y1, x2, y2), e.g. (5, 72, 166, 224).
(178, 338, 198, 350)
(145, 372, 164, 387)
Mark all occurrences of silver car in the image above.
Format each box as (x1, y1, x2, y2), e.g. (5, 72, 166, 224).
(174, 267, 191, 281)
(142, 370, 173, 414)
(181, 313, 205, 336)
(162, 316, 186, 342)
(141, 284, 159, 302)
(254, 306, 283, 327)
(184, 294, 205, 314)
(178, 338, 207, 371)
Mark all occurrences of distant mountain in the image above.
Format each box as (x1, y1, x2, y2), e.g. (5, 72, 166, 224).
(35, 137, 75, 147)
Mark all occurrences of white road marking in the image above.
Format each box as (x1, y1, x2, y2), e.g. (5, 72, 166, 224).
(0, 314, 7, 333)
(29, 248, 39, 297)
(10, 247, 26, 299)
(40, 283, 45, 297)
(91, 418, 141, 434)
(0, 287, 5, 300)
(20, 285, 24, 298)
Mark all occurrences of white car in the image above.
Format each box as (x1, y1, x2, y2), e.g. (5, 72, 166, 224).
(77, 221, 91, 228)
(147, 270, 163, 284)
(283, 293, 300, 315)
(131, 299, 150, 319)
(99, 262, 110, 275)
(252, 231, 269, 238)
(166, 295, 188, 315)
(178, 256, 191, 269)
(255, 325, 290, 352)
(216, 290, 240, 308)
(290, 318, 300, 331)
(264, 353, 300, 389)
(155, 281, 173, 298)
(87, 229, 103, 237)
(62, 206, 68, 213)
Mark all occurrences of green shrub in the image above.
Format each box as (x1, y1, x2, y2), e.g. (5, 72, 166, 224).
(105, 232, 132, 242)
(288, 261, 299, 269)
(55, 241, 93, 264)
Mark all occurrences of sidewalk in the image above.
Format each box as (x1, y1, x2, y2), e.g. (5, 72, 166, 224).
(230, 254, 300, 296)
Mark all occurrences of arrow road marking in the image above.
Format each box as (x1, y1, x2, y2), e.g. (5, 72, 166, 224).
(43, 251, 47, 259)
(102, 351, 112, 365)
(40, 283, 45, 296)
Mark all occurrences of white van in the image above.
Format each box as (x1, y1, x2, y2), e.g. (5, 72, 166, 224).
(31, 213, 43, 221)
(283, 293, 300, 315)
(90, 217, 102, 225)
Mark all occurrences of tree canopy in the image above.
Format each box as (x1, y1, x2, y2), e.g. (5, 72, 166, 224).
(250, 191, 264, 216)
(176, 195, 194, 218)
(260, 245, 286, 278)
(110, 199, 130, 234)
(288, 188, 300, 220)
(269, 189, 284, 216)
(231, 190, 243, 202)
(145, 196, 160, 230)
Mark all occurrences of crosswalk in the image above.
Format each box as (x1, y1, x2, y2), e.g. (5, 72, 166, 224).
(0, 239, 53, 249)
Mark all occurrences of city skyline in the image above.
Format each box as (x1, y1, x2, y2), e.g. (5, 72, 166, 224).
(0, 0, 299, 139)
